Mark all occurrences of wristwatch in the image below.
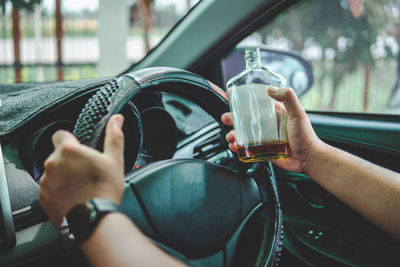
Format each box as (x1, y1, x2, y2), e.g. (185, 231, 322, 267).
(66, 198, 119, 243)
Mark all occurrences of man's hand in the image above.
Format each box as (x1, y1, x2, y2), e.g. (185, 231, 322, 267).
(221, 86, 324, 173)
(223, 86, 400, 240)
(39, 114, 125, 229)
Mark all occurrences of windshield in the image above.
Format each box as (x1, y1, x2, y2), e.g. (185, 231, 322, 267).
(0, 0, 200, 83)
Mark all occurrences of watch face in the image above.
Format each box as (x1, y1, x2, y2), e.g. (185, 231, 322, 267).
(66, 199, 118, 242)
(67, 202, 94, 227)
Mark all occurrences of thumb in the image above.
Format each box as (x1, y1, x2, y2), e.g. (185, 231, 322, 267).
(52, 130, 78, 149)
(103, 114, 125, 161)
(268, 87, 306, 119)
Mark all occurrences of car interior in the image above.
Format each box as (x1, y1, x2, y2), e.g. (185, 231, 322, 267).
(0, 0, 400, 266)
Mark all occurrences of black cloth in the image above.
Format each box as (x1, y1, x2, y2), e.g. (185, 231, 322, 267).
(0, 78, 110, 139)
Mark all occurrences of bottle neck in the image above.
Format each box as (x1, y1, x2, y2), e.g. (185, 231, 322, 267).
(245, 57, 262, 69)
(244, 48, 262, 69)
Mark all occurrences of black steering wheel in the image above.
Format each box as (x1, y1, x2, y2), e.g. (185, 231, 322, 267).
(72, 67, 283, 266)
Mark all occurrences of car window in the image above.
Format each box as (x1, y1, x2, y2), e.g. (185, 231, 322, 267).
(231, 0, 400, 115)
(0, 0, 200, 83)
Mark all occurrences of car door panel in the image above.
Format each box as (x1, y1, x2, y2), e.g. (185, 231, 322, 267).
(277, 113, 400, 267)
(310, 113, 400, 156)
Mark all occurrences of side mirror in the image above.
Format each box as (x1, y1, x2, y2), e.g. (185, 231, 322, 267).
(221, 46, 314, 97)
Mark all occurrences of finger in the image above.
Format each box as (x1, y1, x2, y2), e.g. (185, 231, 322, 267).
(39, 188, 63, 229)
(228, 142, 238, 153)
(268, 87, 305, 119)
(221, 112, 233, 126)
(42, 157, 65, 188)
(208, 80, 229, 101)
(39, 173, 48, 188)
(275, 101, 285, 116)
(103, 114, 125, 160)
(52, 130, 78, 149)
(270, 157, 302, 174)
(225, 130, 236, 143)
(275, 102, 286, 127)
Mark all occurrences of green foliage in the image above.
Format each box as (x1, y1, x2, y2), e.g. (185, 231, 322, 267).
(0, 0, 41, 11)
(258, 0, 399, 110)
(270, 0, 380, 69)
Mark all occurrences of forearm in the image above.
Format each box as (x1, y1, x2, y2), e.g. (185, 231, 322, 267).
(304, 143, 400, 239)
(81, 212, 187, 267)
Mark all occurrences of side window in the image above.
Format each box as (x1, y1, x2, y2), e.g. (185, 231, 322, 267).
(226, 0, 400, 114)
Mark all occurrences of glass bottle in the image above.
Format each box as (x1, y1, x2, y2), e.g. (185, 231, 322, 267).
(226, 47, 290, 162)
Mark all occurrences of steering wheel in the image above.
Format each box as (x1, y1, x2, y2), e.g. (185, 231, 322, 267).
(72, 67, 283, 266)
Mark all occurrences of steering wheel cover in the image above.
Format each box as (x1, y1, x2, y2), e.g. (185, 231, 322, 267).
(73, 67, 231, 149)
(72, 67, 283, 266)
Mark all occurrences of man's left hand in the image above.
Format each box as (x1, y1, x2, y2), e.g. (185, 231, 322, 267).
(39, 114, 125, 229)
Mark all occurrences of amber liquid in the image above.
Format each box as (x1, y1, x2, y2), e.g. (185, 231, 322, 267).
(237, 141, 290, 162)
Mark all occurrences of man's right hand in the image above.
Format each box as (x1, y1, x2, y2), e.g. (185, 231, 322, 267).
(221, 86, 325, 173)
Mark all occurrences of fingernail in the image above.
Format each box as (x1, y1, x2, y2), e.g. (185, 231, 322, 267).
(113, 115, 123, 129)
(268, 86, 279, 94)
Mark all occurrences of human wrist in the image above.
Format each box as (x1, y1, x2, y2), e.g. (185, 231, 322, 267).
(91, 182, 124, 205)
(302, 138, 329, 177)
(95, 191, 123, 206)
(81, 212, 124, 248)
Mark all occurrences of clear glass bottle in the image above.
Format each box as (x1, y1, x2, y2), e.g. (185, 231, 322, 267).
(226, 47, 290, 162)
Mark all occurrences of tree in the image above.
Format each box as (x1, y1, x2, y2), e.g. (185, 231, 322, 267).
(138, 0, 152, 53)
(380, 0, 400, 110)
(258, 0, 397, 110)
(1, 0, 41, 82)
(0, 0, 41, 11)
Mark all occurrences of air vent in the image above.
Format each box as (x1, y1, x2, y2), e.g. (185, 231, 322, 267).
(193, 132, 225, 160)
